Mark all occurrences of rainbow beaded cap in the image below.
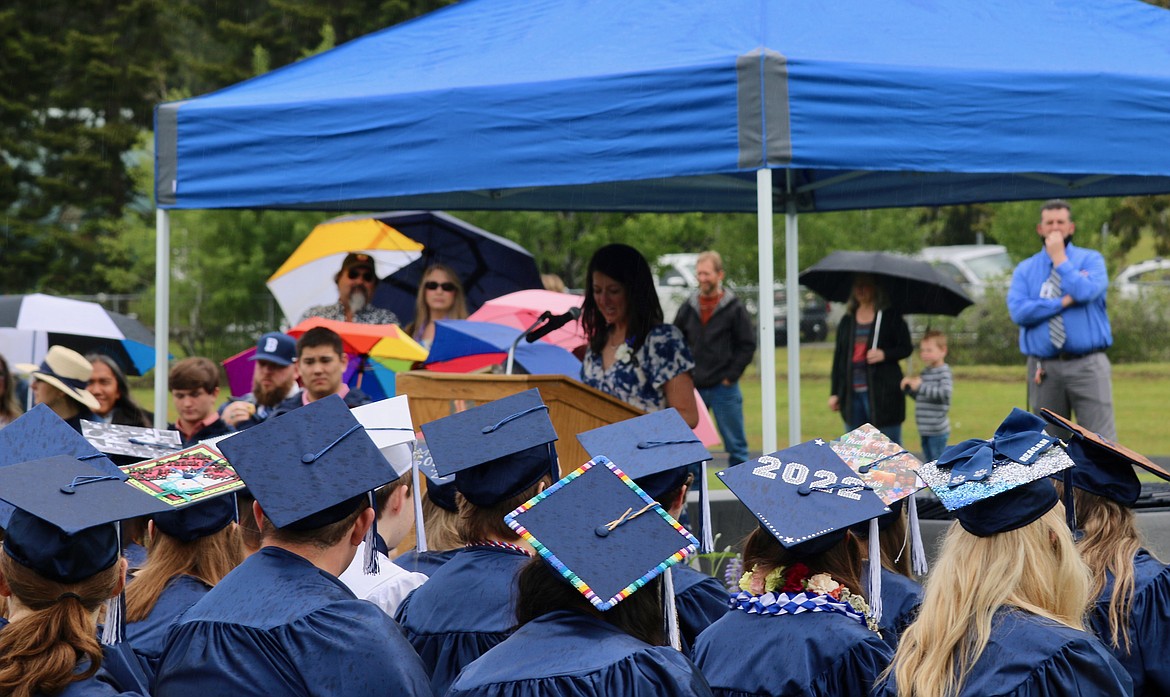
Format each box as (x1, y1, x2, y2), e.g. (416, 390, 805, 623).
(505, 456, 698, 611)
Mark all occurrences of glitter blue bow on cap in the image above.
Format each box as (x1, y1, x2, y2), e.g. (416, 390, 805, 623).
(935, 409, 1056, 488)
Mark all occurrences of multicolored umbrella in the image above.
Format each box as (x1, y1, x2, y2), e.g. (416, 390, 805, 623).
(267, 218, 424, 324)
(0, 294, 159, 375)
(424, 319, 581, 379)
(467, 289, 585, 352)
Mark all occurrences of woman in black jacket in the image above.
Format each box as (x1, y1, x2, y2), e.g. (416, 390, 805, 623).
(828, 274, 912, 445)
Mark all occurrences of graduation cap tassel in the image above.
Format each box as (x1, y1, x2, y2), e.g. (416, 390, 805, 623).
(363, 491, 380, 575)
(867, 518, 883, 625)
(101, 522, 124, 646)
(1062, 468, 1076, 531)
(699, 461, 714, 554)
(412, 449, 428, 553)
(907, 493, 929, 577)
(663, 568, 682, 651)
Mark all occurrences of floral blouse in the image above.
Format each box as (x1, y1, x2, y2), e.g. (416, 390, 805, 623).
(581, 324, 695, 412)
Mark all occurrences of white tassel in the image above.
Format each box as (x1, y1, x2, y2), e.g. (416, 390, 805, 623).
(102, 522, 123, 646)
(867, 518, 882, 624)
(908, 493, 929, 577)
(699, 461, 714, 554)
(412, 446, 427, 553)
(363, 491, 380, 575)
(664, 568, 681, 650)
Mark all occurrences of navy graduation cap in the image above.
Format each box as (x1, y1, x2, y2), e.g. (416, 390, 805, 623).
(0, 456, 172, 584)
(216, 395, 393, 531)
(421, 389, 559, 507)
(0, 404, 124, 526)
(953, 477, 1060, 538)
(151, 495, 239, 543)
(718, 439, 890, 551)
(576, 408, 709, 500)
(1042, 408, 1170, 506)
(418, 450, 458, 512)
(505, 456, 698, 611)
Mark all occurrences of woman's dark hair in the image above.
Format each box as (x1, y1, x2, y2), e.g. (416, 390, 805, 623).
(515, 556, 666, 646)
(582, 244, 663, 354)
(85, 354, 152, 427)
(741, 526, 866, 602)
(0, 352, 21, 423)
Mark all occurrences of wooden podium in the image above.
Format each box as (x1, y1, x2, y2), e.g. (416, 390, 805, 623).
(395, 371, 644, 473)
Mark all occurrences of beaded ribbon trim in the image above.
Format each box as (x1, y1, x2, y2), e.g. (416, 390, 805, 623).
(729, 590, 868, 628)
(464, 540, 533, 557)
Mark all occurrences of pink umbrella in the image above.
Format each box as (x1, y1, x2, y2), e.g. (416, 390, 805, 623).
(468, 289, 585, 352)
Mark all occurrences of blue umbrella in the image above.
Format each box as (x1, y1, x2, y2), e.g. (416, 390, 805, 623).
(425, 320, 581, 380)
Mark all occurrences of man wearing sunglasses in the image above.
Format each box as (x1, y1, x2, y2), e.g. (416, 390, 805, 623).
(300, 252, 401, 325)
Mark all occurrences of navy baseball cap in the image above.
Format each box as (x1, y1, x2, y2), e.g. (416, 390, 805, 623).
(251, 332, 297, 366)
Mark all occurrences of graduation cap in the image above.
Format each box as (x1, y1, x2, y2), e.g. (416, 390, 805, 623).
(577, 409, 713, 551)
(829, 424, 929, 576)
(1041, 409, 1170, 506)
(421, 389, 559, 507)
(0, 404, 124, 527)
(719, 439, 890, 552)
(216, 395, 393, 532)
(82, 420, 183, 461)
(0, 455, 176, 646)
(417, 448, 457, 513)
(505, 456, 698, 646)
(919, 408, 1073, 513)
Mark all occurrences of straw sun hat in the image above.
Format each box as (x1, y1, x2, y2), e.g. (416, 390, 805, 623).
(17, 346, 101, 412)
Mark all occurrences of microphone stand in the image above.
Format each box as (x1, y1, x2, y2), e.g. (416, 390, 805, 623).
(507, 313, 550, 375)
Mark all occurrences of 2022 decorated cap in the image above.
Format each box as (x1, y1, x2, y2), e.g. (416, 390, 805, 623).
(421, 388, 558, 507)
(352, 395, 416, 481)
(575, 408, 709, 500)
(504, 456, 698, 611)
(216, 394, 393, 530)
(0, 456, 172, 583)
(0, 404, 124, 527)
(921, 409, 1073, 537)
(1041, 408, 1170, 506)
(718, 439, 890, 554)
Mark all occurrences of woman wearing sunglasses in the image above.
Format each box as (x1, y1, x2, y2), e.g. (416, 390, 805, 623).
(406, 264, 468, 348)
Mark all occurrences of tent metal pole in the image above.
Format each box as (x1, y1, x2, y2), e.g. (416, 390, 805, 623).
(154, 209, 171, 428)
(756, 168, 777, 454)
(785, 170, 801, 446)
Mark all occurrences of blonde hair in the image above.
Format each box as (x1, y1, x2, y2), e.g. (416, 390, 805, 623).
(125, 524, 244, 623)
(0, 553, 122, 697)
(421, 496, 462, 551)
(405, 263, 468, 337)
(887, 504, 1091, 697)
(1061, 485, 1146, 651)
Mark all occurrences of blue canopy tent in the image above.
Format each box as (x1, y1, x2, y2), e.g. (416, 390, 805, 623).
(154, 0, 1170, 446)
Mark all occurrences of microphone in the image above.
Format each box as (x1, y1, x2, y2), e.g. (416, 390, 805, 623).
(525, 306, 582, 343)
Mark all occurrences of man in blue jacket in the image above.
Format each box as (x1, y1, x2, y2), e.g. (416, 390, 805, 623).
(1007, 199, 1115, 439)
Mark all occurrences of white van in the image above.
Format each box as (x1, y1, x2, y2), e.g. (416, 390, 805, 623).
(917, 245, 1014, 297)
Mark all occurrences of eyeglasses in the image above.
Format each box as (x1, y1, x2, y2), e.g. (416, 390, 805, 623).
(424, 281, 457, 292)
(347, 268, 375, 282)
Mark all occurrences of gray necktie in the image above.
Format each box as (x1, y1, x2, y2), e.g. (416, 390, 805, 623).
(1047, 268, 1065, 350)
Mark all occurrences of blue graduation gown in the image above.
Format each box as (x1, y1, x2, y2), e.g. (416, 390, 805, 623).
(125, 574, 210, 674)
(154, 546, 433, 697)
(0, 620, 145, 697)
(396, 548, 460, 577)
(874, 568, 923, 649)
(880, 608, 1133, 696)
(673, 565, 730, 653)
(692, 606, 892, 697)
(1088, 550, 1170, 695)
(448, 610, 714, 697)
(394, 546, 529, 696)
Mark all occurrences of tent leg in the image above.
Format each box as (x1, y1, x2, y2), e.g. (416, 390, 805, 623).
(784, 171, 801, 446)
(154, 209, 171, 428)
(756, 169, 777, 454)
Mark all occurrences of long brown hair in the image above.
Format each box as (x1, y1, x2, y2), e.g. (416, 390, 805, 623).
(581, 243, 662, 354)
(0, 353, 20, 424)
(125, 524, 244, 622)
(740, 527, 866, 601)
(1061, 485, 1145, 651)
(405, 264, 468, 337)
(455, 476, 552, 543)
(0, 553, 122, 697)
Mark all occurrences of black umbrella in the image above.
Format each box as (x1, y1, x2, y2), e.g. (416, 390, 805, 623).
(798, 251, 974, 316)
(364, 211, 544, 326)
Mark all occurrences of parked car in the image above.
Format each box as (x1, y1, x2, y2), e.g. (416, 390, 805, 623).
(655, 253, 701, 321)
(774, 285, 830, 345)
(1115, 257, 1170, 298)
(917, 244, 1014, 297)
